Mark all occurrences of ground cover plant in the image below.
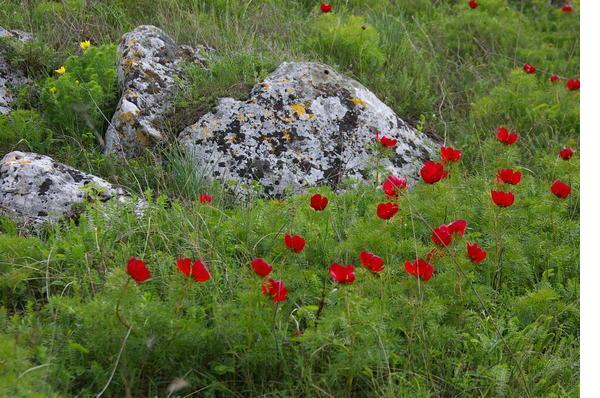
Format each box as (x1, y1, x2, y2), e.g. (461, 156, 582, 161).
(0, 0, 579, 396)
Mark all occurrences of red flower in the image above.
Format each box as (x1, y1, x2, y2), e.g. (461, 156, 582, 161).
(559, 147, 574, 160)
(126, 256, 151, 283)
(491, 190, 515, 207)
(550, 74, 560, 83)
(468, 0, 479, 8)
(496, 127, 518, 145)
(523, 63, 536, 74)
(382, 175, 407, 198)
(284, 234, 306, 253)
(420, 161, 448, 184)
(375, 129, 397, 148)
(447, 219, 467, 236)
(440, 146, 462, 163)
(376, 202, 399, 220)
(177, 257, 193, 276)
(561, 4, 573, 12)
(177, 258, 211, 282)
(359, 251, 384, 273)
(566, 79, 580, 91)
(262, 278, 288, 302)
(432, 225, 452, 247)
(404, 259, 434, 282)
(466, 242, 487, 264)
(329, 263, 356, 283)
(199, 194, 212, 204)
(379, 136, 397, 148)
(550, 180, 571, 199)
(320, 3, 332, 13)
(310, 193, 328, 211)
(251, 258, 272, 277)
(496, 169, 522, 185)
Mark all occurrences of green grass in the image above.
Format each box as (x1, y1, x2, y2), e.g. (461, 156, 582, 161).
(0, 0, 579, 396)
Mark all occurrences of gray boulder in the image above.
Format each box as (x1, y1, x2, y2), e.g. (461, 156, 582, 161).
(104, 25, 208, 157)
(0, 27, 32, 115)
(0, 151, 130, 225)
(179, 61, 439, 197)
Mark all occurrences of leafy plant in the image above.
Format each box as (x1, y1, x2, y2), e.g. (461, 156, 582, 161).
(0, 110, 52, 153)
(39, 44, 118, 148)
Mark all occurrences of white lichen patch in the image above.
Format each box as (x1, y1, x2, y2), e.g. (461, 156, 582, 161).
(0, 151, 132, 225)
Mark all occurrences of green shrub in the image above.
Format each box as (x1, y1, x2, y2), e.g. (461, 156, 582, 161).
(471, 69, 579, 151)
(39, 44, 118, 148)
(0, 36, 59, 79)
(305, 14, 385, 75)
(0, 331, 58, 397)
(0, 110, 52, 153)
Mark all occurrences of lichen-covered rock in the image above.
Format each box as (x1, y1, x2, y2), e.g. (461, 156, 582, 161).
(104, 25, 208, 157)
(0, 27, 32, 115)
(179, 61, 439, 197)
(0, 151, 130, 225)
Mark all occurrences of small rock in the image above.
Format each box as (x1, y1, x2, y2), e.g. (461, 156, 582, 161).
(104, 25, 209, 157)
(0, 151, 131, 225)
(0, 26, 32, 115)
(179, 61, 439, 197)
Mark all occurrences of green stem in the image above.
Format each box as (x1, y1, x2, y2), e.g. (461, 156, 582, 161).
(115, 279, 133, 330)
(345, 287, 355, 397)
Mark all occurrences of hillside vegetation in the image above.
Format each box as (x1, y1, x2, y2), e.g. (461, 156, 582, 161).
(0, 1, 579, 397)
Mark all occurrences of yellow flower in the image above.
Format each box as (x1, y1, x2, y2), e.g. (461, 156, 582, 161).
(54, 66, 66, 76)
(79, 40, 91, 50)
(49, 87, 58, 94)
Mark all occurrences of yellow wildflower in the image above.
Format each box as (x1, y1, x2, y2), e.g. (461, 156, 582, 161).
(79, 40, 91, 50)
(54, 66, 66, 76)
(49, 87, 58, 94)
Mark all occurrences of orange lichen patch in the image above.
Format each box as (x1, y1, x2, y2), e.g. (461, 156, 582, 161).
(118, 111, 138, 124)
(3, 159, 32, 166)
(282, 130, 292, 143)
(351, 98, 368, 108)
(201, 127, 213, 139)
(143, 69, 162, 82)
(121, 57, 140, 73)
(227, 134, 238, 144)
(308, 113, 316, 120)
(262, 83, 270, 90)
(135, 130, 153, 146)
(124, 89, 139, 99)
(290, 103, 306, 116)
(133, 49, 145, 57)
(238, 114, 246, 121)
